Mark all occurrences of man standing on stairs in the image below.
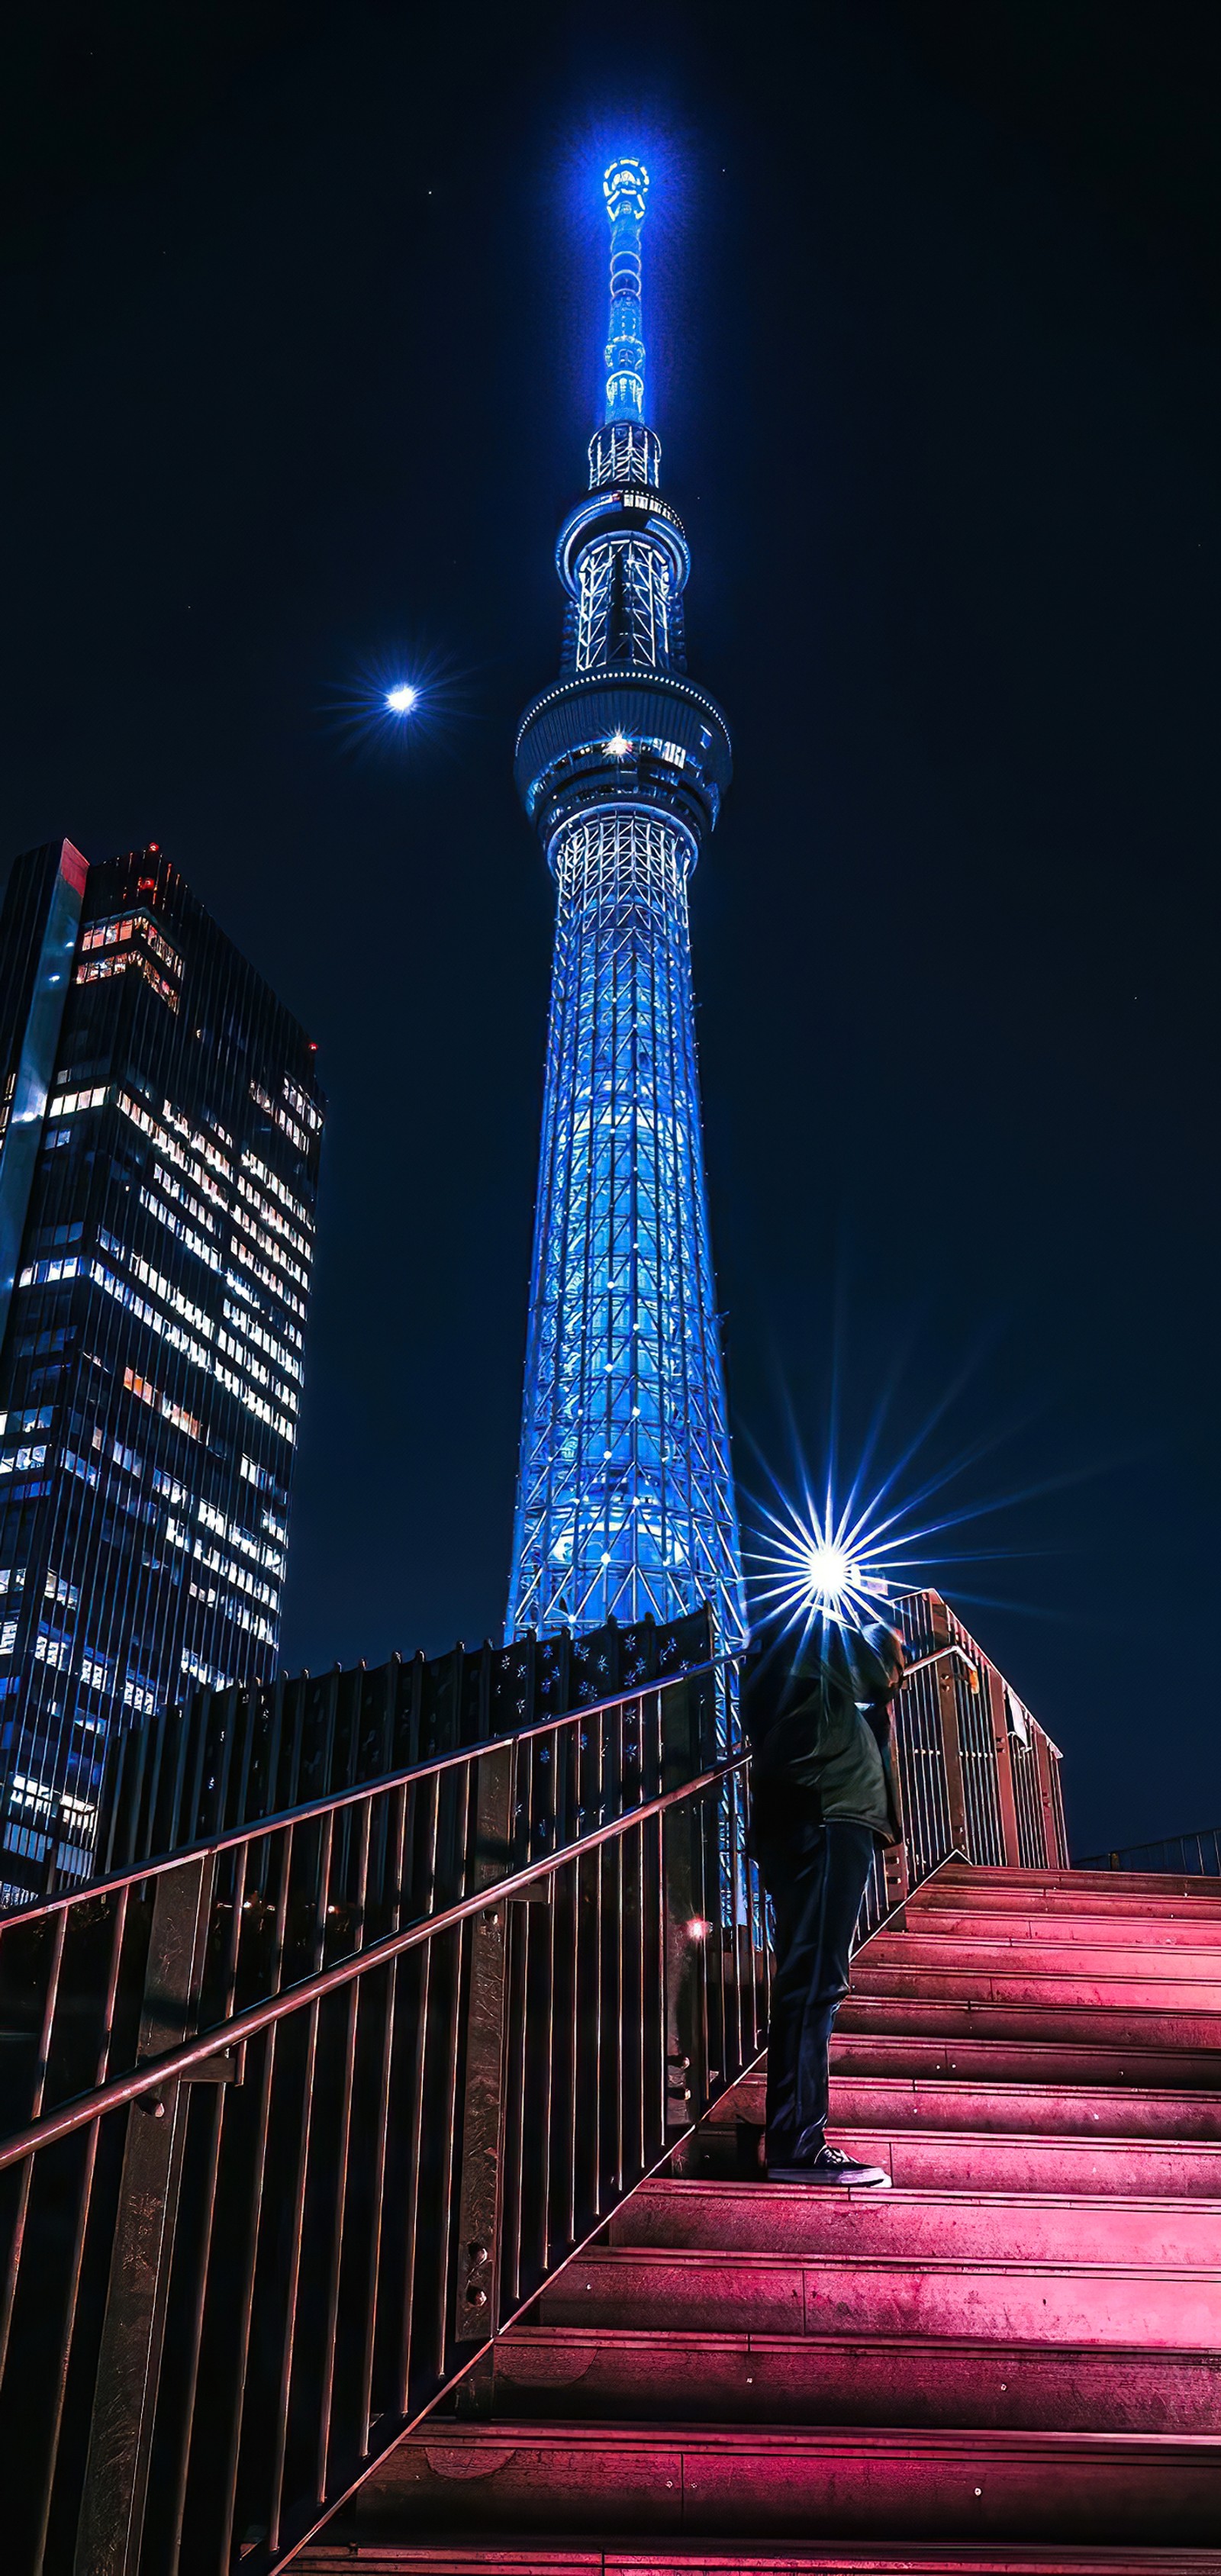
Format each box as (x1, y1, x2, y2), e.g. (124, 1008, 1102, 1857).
(747, 1615, 907, 2185)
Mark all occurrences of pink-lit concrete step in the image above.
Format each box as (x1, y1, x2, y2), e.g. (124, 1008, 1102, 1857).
(828, 2028, 1221, 2091)
(346, 2419, 1221, 2545)
(714, 2070, 1221, 2140)
(301, 2543, 1221, 2572)
(540, 2244, 1218, 2346)
(852, 1957, 1221, 2009)
(693, 2122, 1221, 2197)
(864, 1935, 1221, 1983)
(895, 1908, 1221, 1950)
(910, 1887, 1221, 1920)
(833, 1992, 1221, 2052)
(488, 2325, 1221, 2434)
(916, 1863, 1221, 1904)
(611, 2179, 1221, 2269)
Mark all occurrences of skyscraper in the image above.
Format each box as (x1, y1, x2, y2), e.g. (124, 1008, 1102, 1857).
(507, 159, 746, 1644)
(0, 840, 323, 1893)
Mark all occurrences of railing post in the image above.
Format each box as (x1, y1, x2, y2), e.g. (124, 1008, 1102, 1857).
(451, 1741, 513, 2354)
(986, 1666, 1024, 1867)
(661, 1677, 707, 2130)
(1034, 1731, 1063, 1868)
(72, 1851, 214, 2576)
(928, 1598, 970, 1860)
(882, 1688, 910, 1907)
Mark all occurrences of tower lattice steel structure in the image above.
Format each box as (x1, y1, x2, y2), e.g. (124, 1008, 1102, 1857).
(507, 159, 746, 1644)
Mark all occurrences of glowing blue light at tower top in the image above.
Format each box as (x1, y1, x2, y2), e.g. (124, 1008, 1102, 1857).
(602, 157, 649, 423)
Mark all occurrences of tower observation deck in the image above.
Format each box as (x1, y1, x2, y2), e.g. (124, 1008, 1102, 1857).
(507, 159, 746, 1643)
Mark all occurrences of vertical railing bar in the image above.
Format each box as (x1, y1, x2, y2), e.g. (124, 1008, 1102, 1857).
(97, 1728, 128, 1876)
(614, 1816, 624, 2198)
(27, 1879, 131, 2576)
(654, 1808, 666, 2146)
(652, 1687, 666, 2146)
(234, 1686, 259, 1834)
(265, 1673, 288, 1831)
(266, 1805, 333, 2549)
(395, 1940, 432, 2414)
(0, 1901, 68, 2381)
(126, 1711, 154, 1869)
(395, 1770, 440, 2414)
(215, 1818, 295, 2576)
(986, 1663, 1023, 1868)
(635, 1814, 646, 2174)
(163, 1840, 250, 2572)
(721, 1772, 736, 2071)
(266, 1992, 322, 2551)
(433, 1753, 472, 2378)
(1033, 1727, 1060, 1869)
(591, 1710, 605, 2218)
(731, 1772, 746, 2079)
(29, 2129, 101, 2576)
(184, 1685, 214, 1844)
(314, 1796, 372, 2500)
(564, 1838, 578, 2252)
(155, 1700, 184, 1865)
(505, 1723, 529, 2301)
(357, 1950, 398, 2455)
(503, 1872, 529, 2308)
(537, 1739, 558, 2274)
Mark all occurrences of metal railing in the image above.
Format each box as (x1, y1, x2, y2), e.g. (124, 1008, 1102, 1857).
(0, 1653, 762, 2576)
(95, 1608, 720, 1882)
(855, 1590, 1069, 1936)
(0, 1589, 1065, 2575)
(1078, 1827, 1221, 1879)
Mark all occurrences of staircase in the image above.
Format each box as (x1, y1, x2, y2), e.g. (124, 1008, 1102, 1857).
(301, 1862, 1221, 2572)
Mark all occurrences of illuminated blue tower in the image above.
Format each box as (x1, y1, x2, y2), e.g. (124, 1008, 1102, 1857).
(507, 159, 746, 1643)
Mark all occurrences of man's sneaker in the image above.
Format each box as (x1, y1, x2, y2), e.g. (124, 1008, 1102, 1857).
(767, 2143, 891, 2188)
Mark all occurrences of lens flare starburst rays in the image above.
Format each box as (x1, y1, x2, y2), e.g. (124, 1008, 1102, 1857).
(321, 643, 470, 761)
(749, 1485, 901, 1632)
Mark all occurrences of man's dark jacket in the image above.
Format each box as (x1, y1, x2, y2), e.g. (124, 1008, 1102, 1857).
(745, 1628, 903, 1857)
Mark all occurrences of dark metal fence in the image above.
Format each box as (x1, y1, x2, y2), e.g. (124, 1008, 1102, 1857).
(0, 1589, 1065, 2575)
(0, 1652, 760, 2576)
(855, 1589, 1069, 1937)
(1078, 1827, 1221, 1878)
(96, 1608, 717, 1882)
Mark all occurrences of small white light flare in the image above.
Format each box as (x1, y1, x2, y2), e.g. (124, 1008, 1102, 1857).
(385, 684, 418, 715)
(804, 1541, 856, 1607)
(685, 1917, 710, 1941)
(604, 731, 633, 757)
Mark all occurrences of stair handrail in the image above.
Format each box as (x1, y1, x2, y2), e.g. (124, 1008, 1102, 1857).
(0, 1647, 762, 2576)
(0, 1641, 975, 2169)
(0, 1734, 748, 2170)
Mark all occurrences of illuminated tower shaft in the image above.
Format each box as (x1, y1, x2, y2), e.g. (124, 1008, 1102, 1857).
(508, 160, 746, 1641)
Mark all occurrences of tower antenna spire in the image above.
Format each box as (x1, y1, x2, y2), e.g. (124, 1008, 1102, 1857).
(602, 156, 649, 425)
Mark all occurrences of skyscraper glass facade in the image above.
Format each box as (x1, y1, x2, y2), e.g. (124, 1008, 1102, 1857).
(0, 841, 323, 1894)
(507, 161, 746, 1644)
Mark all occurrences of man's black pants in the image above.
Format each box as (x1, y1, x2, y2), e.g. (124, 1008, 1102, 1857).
(761, 1818, 879, 2166)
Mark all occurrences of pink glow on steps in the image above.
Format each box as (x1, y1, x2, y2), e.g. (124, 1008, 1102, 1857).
(300, 1863, 1221, 2571)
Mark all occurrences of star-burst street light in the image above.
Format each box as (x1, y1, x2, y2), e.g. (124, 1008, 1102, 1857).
(385, 682, 418, 715)
(749, 1491, 898, 1636)
(802, 1539, 855, 1608)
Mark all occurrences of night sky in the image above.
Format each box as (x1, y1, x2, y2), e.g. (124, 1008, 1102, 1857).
(2, 3, 1218, 1855)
